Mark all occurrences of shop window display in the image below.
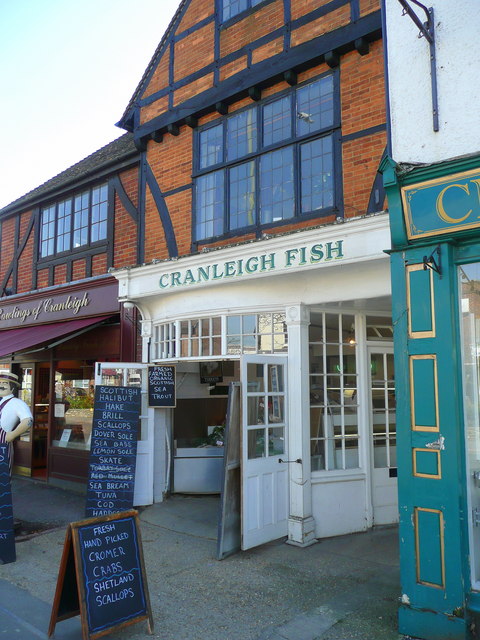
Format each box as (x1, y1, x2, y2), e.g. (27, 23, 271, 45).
(52, 364, 95, 450)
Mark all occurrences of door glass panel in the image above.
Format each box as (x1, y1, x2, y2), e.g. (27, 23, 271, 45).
(459, 263, 480, 587)
(371, 353, 385, 380)
(268, 364, 284, 392)
(345, 439, 359, 469)
(19, 367, 33, 442)
(248, 428, 265, 458)
(371, 351, 396, 469)
(127, 369, 143, 386)
(245, 359, 286, 459)
(247, 363, 264, 392)
(248, 396, 265, 425)
(268, 396, 284, 424)
(268, 427, 285, 455)
(99, 367, 124, 386)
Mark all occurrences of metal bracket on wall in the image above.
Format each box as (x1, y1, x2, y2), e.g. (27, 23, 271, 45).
(397, 0, 439, 131)
(423, 245, 442, 276)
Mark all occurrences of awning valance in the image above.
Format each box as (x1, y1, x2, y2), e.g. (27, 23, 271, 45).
(0, 315, 115, 358)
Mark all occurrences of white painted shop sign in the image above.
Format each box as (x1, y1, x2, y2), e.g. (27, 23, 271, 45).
(158, 240, 344, 290)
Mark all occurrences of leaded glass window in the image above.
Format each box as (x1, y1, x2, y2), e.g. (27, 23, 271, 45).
(194, 74, 337, 241)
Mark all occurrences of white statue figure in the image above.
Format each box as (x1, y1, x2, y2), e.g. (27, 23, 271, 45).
(0, 372, 33, 474)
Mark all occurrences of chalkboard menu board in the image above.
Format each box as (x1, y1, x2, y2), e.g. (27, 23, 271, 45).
(48, 510, 153, 640)
(86, 386, 142, 519)
(147, 365, 176, 407)
(0, 444, 15, 564)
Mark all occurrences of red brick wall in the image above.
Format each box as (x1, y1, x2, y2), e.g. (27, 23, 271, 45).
(16, 211, 35, 292)
(0, 218, 16, 286)
(291, 5, 351, 47)
(291, 0, 335, 21)
(113, 167, 140, 268)
(341, 40, 385, 137)
(220, 1, 285, 57)
(142, 48, 170, 100)
(142, 30, 387, 258)
(37, 268, 49, 289)
(92, 253, 108, 276)
(176, 0, 214, 33)
(174, 23, 215, 81)
(360, 0, 381, 17)
(72, 259, 87, 281)
(54, 264, 67, 285)
(0, 165, 140, 294)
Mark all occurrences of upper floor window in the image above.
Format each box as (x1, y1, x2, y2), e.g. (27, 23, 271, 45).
(221, 0, 265, 21)
(194, 74, 338, 242)
(40, 184, 108, 258)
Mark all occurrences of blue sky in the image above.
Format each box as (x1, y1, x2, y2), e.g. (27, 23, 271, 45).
(0, 0, 180, 208)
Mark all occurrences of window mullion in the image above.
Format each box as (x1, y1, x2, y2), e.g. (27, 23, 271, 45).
(87, 187, 92, 246)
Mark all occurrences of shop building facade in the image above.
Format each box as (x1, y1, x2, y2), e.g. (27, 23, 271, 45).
(0, 135, 142, 487)
(383, 1, 480, 637)
(112, 0, 393, 547)
(1, 0, 394, 549)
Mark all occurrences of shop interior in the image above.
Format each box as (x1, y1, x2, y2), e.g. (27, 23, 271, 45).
(173, 360, 239, 493)
(14, 360, 95, 480)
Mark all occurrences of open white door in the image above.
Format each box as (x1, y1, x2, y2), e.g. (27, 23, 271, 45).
(95, 362, 153, 506)
(368, 347, 397, 525)
(241, 355, 288, 550)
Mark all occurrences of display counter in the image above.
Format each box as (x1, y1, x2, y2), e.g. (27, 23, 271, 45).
(173, 446, 224, 493)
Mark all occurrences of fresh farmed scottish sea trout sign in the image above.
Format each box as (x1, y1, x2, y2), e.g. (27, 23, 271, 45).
(86, 386, 141, 518)
(48, 511, 153, 640)
(147, 365, 175, 407)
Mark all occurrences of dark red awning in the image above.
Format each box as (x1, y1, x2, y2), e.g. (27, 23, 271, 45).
(0, 315, 114, 358)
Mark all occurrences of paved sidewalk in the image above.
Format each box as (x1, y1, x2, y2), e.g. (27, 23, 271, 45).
(0, 478, 403, 640)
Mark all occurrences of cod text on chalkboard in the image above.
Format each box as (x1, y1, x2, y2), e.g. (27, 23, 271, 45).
(48, 510, 153, 640)
(148, 365, 176, 407)
(0, 443, 15, 564)
(86, 386, 142, 519)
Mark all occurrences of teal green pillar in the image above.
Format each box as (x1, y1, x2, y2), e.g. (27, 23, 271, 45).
(381, 155, 480, 639)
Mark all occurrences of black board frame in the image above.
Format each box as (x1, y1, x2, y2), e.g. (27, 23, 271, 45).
(48, 510, 153, 640)
(0, 443, 15, 564)
(147, 364, 176, 407)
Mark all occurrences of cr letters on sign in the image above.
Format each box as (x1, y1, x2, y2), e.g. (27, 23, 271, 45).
(435, 179, 480, 224)
(402, 168, 480, 239)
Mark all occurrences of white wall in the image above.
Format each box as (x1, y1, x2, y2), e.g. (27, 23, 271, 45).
(385, 0, 480, 164)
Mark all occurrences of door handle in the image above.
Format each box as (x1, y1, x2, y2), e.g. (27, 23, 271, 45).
(278, 458, 302, 464)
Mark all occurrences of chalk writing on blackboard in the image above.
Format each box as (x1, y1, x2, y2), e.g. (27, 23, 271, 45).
(147, 365, 176, 407)
(48, 510, 153, 640)
(86, 386, 142, 518)
(0, 443, 15, 564)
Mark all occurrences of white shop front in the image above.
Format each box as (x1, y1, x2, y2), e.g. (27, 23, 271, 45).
(113, 214, 395, 547)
